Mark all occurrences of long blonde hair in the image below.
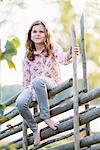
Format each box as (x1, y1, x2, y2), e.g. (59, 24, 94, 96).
(25, 20, 53, 61)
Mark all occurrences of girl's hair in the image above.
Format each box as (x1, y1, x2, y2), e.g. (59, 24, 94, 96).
(25, 20, 53, 61)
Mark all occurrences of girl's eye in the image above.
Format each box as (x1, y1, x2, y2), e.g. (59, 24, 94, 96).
(33, 30, 37, 33)
(39, 31, 44, 33)
(32, 30, 44, 33)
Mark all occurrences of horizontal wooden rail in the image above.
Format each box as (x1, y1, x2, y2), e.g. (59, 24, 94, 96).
(1, 86, 100, 125)
(3, 91, 21, 106)
(35, 128, 85, 149)
(3, 78, 73, 107)
(0, 87, 100, 139)
(85, 144, 100, 150)
(2, 106, 100, 149)
(50, 133, 100, 150)
(48, 78, 73, 98)
(0, 89, 86, 135)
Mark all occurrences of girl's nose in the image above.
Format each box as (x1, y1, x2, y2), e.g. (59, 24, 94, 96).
(36, 32, 40, 36)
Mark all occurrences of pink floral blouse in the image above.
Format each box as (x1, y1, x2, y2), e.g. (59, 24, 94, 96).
(22, 46, 72, 89)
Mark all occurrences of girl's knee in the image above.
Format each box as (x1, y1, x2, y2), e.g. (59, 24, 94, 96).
(16, 97, 27, 111)
(32, 76, 46, 88)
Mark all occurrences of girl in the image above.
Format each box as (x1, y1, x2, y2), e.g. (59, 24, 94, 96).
(16, 20, 79, 146)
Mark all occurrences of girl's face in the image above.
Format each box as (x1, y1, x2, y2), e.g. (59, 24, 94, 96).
(31, 24, 46, 44)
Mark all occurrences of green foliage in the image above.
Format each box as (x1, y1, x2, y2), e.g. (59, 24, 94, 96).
(0, 37, 20, 125)
(0, 36, 20, 69)
(85, 33, 100, 65)
(58, 0, 76, 42)
(0, 103, 6, 116)
(88, 73, 100, 89)
(9, 144, 17, 150)
(58, 0, 100, 92)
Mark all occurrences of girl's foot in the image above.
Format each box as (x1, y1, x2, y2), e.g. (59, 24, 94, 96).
(34, 129, 40, 146)
(44, 118, 59, 130)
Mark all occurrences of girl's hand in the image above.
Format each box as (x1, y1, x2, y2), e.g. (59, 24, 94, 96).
(68, 44, 80, 59)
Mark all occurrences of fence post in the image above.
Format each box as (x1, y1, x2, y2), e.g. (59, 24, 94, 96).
(23, 120, 28, 150)
(80, 14, 90, 136)
(71, 24, 80, 150)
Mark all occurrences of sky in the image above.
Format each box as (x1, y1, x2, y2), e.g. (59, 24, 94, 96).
(0, 0, 87, 86)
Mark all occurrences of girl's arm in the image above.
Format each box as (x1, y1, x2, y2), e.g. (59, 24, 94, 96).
(22, 57, 31, 89)
(54, 45, 79, 65)
(54, 45, 72, 65)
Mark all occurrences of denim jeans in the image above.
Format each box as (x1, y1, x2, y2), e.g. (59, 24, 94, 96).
(16, 76, 56, 132)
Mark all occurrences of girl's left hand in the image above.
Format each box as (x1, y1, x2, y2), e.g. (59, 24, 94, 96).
(74, 44, 80, 55)
(68, 44, 80, 59)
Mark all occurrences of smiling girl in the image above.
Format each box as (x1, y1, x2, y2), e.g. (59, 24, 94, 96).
(16, 20, 79, 146)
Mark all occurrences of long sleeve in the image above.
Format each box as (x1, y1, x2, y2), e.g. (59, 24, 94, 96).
(22, 57, 31, 89)
(54, 45, 72, 65)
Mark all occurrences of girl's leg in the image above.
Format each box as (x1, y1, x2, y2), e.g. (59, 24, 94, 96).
(16, 87, 37, 132)
(16, 87, 41, 145)
(31, 76, 58, 130)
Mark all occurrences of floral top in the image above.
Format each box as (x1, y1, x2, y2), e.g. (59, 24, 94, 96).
(22, 46, 72, 89)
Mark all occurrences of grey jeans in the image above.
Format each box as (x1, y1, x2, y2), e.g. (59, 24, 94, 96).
(16, 76, 56, 132)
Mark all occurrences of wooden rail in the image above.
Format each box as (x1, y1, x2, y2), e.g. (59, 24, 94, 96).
(1, 85, 100, 149)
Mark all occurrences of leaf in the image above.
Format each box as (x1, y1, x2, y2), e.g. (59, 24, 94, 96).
(0, 116, 7, 123)
(0, 103, 6, 116)
(11, 36, 20, 48)
(7, 60, 16, 69)
(5, 37, 20, 51)
(0, 103, 6, 109)
(4, 40, 17, 59)
(5, 40, 15, 51)
(0, 36, 20, 69)
(3, 49, 17, 60)
(3, 36, 20, 60)
(0, 51, 3, 60)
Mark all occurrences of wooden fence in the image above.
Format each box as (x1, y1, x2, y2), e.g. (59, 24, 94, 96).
(0, 15, 100, 150)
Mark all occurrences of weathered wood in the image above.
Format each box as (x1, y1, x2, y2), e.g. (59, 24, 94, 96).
(72, 24, 80, 150)
(80, 14, 88, 90)
(0, 87, 100, 139)
(0, 90, 83, 139)
(0, 78, 72, 125)
(22, 120, 28, 150)
(85, 144, 100, 150)
(0, 89, 86, 136)
(33, 128, 85, 149)
(48, 78, 73, 98)
(3, 91, 21, 106)
(0, 123, 22, 139)
(3, 78, 73, 107)
(2, 106, 100, 149)
(0, 108, 19, 124)
(49, 133, 100, 150)
(2, 86, 100, 126)
(80, 14, 90, 136)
